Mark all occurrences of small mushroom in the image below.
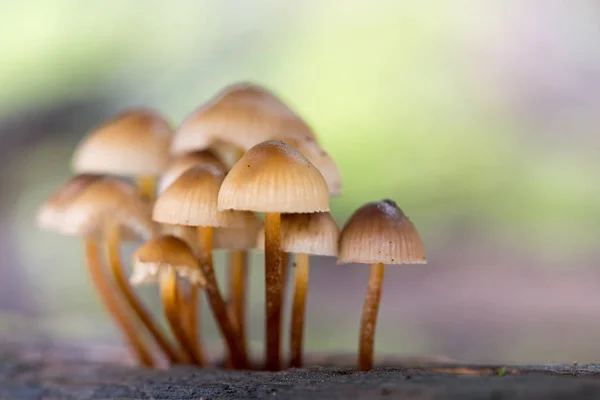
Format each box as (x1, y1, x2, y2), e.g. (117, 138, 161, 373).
(37, 175, 155, 367)
(218, 140, 330, 370)
(153, 165, 250, 369)
(338, 200, 426, 371)
(71, 109, 174, 199)
(280, 212, 339, 368)
(158, 150, 226, 194)
(132, 235, 207, 365)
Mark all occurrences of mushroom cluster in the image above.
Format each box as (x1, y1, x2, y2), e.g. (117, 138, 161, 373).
(37, 83, 426, 371)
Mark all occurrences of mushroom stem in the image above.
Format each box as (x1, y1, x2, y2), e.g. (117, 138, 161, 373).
(264, 212, 283, 371)
(136, 176, 157, 200)
(160, 269, 200, 364)
(84, 238, 154, 367)
(185, 283, 206, 364)
(358, 262, 385, 371)
(105, 221, 186, 364)
(289, 252, 310, 368)
(197, 226, 249, 369)
(228, 250, 248, 358)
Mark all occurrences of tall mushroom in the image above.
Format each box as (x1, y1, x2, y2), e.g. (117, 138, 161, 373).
(131, 235, 207, 365)
(218, 140, 330, 370)
(153, 164, 250, 369)
(338, 200, 426, 371)
(71, 108, 174, 199)
(63, 177, 186, 365)
(37, 175, 154, 366)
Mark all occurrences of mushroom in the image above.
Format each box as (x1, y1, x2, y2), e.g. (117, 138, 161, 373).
(338, 200, 426, 371)
(158, 150, 226, 194)
(37, 175, 154, 366)
(214, 211, 262, 360)
(61, 177, 188, 365)
(71, 108, 174, 199)
(171, 83, 315, 157)
(132, 235, 207, 365)
(218, 140, 330, 370)
(153, 164, 250, 369)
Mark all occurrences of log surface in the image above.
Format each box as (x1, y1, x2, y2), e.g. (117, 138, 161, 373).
(2, 346, 600, 399)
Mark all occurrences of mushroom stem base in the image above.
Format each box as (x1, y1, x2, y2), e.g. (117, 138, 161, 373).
(359, 262, 385, 371)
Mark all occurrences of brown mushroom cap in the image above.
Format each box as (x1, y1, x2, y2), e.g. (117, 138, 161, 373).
(272, 136, 342, 196)
(171, 83, 315, 154)
(256, 212, 339, 256)
(159, 223, 198, 253)
(158, 150, 226, 193)
(218, 140, 330, 213)
(131, 235, 206, 286)
(72, 109, 174, 177)
(214, 211, 262, 251)
(37, 174, 103, 232)
(59, 177, 157, 240)
(338, 199, 426, 265)
(153, 164, 241, 227)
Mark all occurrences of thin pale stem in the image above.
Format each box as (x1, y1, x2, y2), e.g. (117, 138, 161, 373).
(229, 250, 248, 358)
(84, 238, 154, 367)
(136, 176, 157, 201)
(359, 262, 385, 371)
(289, 253, 310, 368)
(264, 212, 282, 371)
(197, 226, 249, 369)
(160, 269, 201, 364)
(105, 221, 186, 364)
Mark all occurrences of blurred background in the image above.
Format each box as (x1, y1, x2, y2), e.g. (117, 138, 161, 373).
(1, 0, 600, 364)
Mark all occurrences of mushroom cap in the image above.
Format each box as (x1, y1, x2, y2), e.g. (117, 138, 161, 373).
(153, 164, 241, 227)
(338, 199, 426, 265)
(37, 174, 103, 232)
(159, 223, 198, 254)
(272, 136, 342, 196)
(214, 211, 262, 251)
(171, 83, 315, 154)
(131, 235, 206, 286)
(158, 150, 226, 193)
(59, 177, 157, 240)
(218, 140, 330, 213)
(256, 212, 339, 256)
(72, 109, 174, 177)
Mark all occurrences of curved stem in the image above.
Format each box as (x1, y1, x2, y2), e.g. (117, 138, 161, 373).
(229, 250, 248, 358)
(264, 212, 282, 371)
(359, 263, 385, 371)
(136, 176, 157, 200)
(84, 238, 154, 367)
(289, 253, 310, 368)
(197, 226, 249, 369)
(105, 221, 186, 364)
(160, 269, 200, 364)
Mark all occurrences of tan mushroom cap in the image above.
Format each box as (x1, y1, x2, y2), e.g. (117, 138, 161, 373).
(171, 83, 315, 154)
(256, 212, 339, 256)
(214, 211, 262, 251)
(131, 235, 206, 286)
(59, 177, 157, 240)
(159, 223, 198, 253)
(37, 174, 103, 232)
(218, 140, 330, 213)
(338, 199, 426, 265)
(272, 136, 342, 196)
(153, 164, 240, 227)
(158, 150, 226, 193)
(72, 109, 174, 177)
